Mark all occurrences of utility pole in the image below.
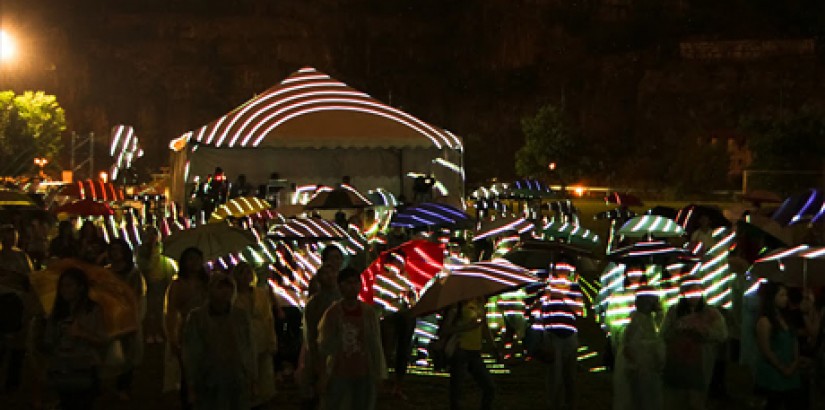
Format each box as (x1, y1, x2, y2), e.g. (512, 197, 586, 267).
(70, 131, 95, 181)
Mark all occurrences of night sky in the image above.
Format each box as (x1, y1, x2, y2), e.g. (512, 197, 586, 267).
(2, 0, 824, 185)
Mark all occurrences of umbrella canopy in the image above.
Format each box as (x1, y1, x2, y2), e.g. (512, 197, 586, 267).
(617, 215, 685, 238)
(675, 204, 731, 232)
(772, 189, 825, 226)
(736, 215, 791, 251)
(55, 199, 114, 217)
(209, 196, 274, 222)
(0, 190, 39, 208)
(30, 259, 139, 337)
(359, 239, 445, 305)
(605, 192, 644, 207)
(750, 246, 825, 286)
(474, 217, 535, 242)
(409, 260, 536, 316)
(267, 217, 348, 240)
(366, 189, 399, 207)
(542, 221, 600, 250)
(645, 206, 678, 220)
(607, 241, 698, 265)
(304, 185, 372, 210)
(503, 240, 593, 271)
(162, 221, 258, 261)
(390, 202, 470, 229)
(594, 208, 637, 221)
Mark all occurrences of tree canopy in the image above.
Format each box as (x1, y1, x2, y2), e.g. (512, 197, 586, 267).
(515, 104, 588, 185)
(741, 107, 825, 171)
(0, 91, 66, 176)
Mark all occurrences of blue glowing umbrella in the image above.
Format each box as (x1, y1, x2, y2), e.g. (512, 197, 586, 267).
(772, 189, 825, 226)
(390, 202, 470, 229)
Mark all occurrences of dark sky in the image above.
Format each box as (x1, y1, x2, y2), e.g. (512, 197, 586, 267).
(2, 0, 824, 184)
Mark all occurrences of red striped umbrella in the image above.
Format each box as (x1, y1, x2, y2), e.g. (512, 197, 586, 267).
(55, 199, 114, 217)
(359, 239, 445, 305)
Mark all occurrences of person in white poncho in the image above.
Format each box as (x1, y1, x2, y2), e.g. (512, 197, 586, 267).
(614, 286, 665, 410)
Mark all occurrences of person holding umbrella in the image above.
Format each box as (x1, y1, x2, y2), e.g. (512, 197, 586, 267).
(531, 260, 584, 410)
(614, 286, 665, 410)
(441, 296, 498, 410)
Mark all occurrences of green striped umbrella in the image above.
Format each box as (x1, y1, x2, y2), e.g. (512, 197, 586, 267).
(617, 215, 685, 238)
(542, 221, 601, 249)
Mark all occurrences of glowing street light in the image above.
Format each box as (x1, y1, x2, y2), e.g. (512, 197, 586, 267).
(548, 162, 557, 171)
(33, 157, 48, 177)
(0, 30, 16, 62)
(99, 171, 109, 183)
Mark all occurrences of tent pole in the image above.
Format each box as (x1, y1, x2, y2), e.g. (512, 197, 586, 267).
(398, 149, 404, 199)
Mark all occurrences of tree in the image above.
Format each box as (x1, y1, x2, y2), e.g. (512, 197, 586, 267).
(0, 91, 66, 176)
(515, 104, 587, 185)
(740, 107, 825, 171)
(739, 107, 825, 193)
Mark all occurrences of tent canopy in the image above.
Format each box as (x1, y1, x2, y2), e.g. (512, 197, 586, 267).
(171, 67, 463, 151)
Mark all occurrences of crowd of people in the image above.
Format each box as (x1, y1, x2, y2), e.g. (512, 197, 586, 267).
(1, 189, 824, 410)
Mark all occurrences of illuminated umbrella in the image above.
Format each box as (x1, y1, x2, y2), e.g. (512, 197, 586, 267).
(607, 241, 698, 265)
(390, 202, 470, 229)
(675, 204, 731, 232)
(209, 196, 273, 222)
(736, 215, 791, 251)
(162, 221, 258, 261)
(750, 246, 825, 286)
(359, 239, 445, 304)
(0, 190, 38, 208)
(503, 240, 593, 271)
(30, 259, 139, 337)
(605, 192, 644, 207)
(366, 189, 399, 208)
(409, 260, 537, 316)
(542, 220, 600, 250)
(55, 199, 115, 217)
(617, 215, 685, 238)
(474, 217, 535, 241)
(267, 217, 347, 241)
(772, 189, 824, 226)
(304, 185, 372, 210)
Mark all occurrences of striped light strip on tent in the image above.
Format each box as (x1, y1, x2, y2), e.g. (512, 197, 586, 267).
(109, 125, 144, 181)
(172, 67, 462, 150)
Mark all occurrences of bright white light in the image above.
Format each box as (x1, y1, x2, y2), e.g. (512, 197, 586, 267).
(0, 31, 15, 62)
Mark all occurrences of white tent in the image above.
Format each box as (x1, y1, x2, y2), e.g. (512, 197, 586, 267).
(169, 67, 464, 207)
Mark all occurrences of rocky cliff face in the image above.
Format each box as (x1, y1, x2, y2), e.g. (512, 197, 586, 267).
(9, 0, 825, 184)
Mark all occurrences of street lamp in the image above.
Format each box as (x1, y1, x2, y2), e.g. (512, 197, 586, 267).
(33, 157, 48, 178)
(0, 30, 15, 62)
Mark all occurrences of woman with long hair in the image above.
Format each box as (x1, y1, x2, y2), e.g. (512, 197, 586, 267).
(164, 247, 210, 410)
(754, 282, 802, 409)
(105, 239, 146, 400)
(661, 277, 727, 410)
(43, 268, 108, 410)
